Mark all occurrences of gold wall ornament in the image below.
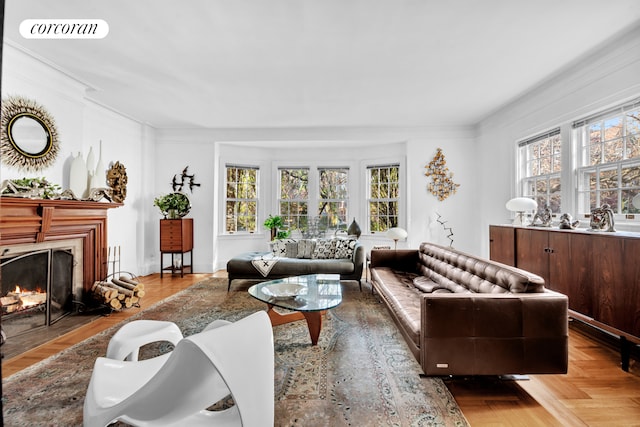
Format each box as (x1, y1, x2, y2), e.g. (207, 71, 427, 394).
(424, 148, 460, 201)
(107, 161, 128, 203)
(1, 96, 60, 172)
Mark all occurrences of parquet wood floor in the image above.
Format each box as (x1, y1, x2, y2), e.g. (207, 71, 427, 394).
(2, 272, 639, 426)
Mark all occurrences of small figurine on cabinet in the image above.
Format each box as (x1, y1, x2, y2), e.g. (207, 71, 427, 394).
(589, 204, 615, 232)
(558, 213, 580, 230)
(531, 204, 553, 227)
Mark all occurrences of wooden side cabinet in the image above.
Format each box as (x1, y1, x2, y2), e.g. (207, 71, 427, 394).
(160, 218, 193, 277)
(489, 224, 640, 370)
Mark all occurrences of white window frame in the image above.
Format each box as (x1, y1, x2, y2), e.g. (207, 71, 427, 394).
(517, 128, 563, 213)
(366, 163, 401, 234)
(277, 166, 310, 231)
(224, 164, 259, 234)
(574, 99, 640, 215)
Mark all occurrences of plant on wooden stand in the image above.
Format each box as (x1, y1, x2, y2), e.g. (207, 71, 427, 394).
(153, 192, 191, 219)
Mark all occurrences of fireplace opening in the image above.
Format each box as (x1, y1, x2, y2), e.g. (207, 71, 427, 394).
(1, 248, 75, 338)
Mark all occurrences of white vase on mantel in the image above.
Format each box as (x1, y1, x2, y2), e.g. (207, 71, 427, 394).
(69, 151, 88, 198)
(93, 140, 106, 188)
(86, 146, 95, 175)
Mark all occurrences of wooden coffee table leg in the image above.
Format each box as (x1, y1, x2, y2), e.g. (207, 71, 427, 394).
(302, 311, 322, 345)
(265, 305, 325, 345)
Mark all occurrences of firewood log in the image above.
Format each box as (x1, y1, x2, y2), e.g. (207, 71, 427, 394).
(112, 278, 142, 292)
(104, 281, 135, 297)
(117, 276, 145, 290)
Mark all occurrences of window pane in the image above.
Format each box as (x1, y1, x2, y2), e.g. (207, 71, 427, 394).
(589, 123, 602, 145)
(627, 133, 640, 159)
(589, 143, 602, 165)
(518, 132, 561, 212)
(621, 164, 640, 187)
(603, 139, 624, 163)
(603, 116, 623, 142)
(368, 165, 400, 233)
(225, 166, 259, 233)
(622, 190, 639, 214)
(600, 190, 618, 211)
(599, 169, 618, 189)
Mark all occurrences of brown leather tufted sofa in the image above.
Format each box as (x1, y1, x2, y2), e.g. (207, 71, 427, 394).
(369, 242, 568, 376)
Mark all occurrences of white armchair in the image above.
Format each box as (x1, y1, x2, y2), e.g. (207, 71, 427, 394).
(83, 311, 274, 427)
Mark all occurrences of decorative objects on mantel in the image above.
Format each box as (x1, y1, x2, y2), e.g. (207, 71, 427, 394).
(1, 95, 60, 172)
(424, 148, 460, 201)
(506, 197, 538, 226)
(69, 151, 88, 197)
(589, 203, 616, 232)
(107, 161, 128, 203)
(0, 177, 61, 199)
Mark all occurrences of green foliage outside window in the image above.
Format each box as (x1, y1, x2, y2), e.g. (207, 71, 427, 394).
(368, 165, 399, 232)
(225, 166, 258, 233)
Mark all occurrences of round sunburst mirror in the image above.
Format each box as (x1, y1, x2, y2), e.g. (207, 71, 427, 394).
(1, 96, 60, 172)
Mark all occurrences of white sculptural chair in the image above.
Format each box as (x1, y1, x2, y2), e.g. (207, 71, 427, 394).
(106, 320, 184, 361)
(83, 311, 274, 427)
(106, 318, 232, 362)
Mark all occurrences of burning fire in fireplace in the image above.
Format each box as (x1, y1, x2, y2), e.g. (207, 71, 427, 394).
(1, 285, 48, 314)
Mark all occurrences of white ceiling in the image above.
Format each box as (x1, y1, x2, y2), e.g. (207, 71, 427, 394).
(4, 0, 640, 129)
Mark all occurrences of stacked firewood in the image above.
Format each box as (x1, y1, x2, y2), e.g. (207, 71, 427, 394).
(91, 276, 145, 311)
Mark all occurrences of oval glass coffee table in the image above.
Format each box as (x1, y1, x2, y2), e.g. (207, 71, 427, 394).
(248, 274, 342, 345)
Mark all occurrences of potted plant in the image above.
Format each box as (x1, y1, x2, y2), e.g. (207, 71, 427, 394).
(154, 192, 191, 219)
(263, 214, 285, 241)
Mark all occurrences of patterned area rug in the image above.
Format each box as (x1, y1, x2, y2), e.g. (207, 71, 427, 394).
(2, 278, 468, 426)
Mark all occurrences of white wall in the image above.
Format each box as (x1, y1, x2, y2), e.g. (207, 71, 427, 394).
(1, 43, 150, 275)
(476, 25, 640, 257)
(155, 128, 479, 272)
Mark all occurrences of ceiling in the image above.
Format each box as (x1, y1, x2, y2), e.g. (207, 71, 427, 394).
(4, 0, 640, 130)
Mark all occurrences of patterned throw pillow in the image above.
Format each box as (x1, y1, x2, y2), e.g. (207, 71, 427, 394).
(271, 239, 296, 257)
(334, 237, 357, 259)
(296, 239, 316, 259)
(312, 239, 336, 259)
(285, 242, 298, 258)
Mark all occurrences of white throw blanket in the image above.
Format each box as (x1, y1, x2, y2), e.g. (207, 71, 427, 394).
(251, 253, 280, 277)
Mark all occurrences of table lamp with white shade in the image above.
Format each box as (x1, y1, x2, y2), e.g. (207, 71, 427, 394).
(387, 227, 408, 249)
(506, 197, 538, 226)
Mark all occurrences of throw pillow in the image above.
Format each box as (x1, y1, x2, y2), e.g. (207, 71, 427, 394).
(334, 237, 357, 259)
(285, 242, 298, 258)
(296, 239, 316, 259)
(312, 239, 336, 259)
(271, 238, 296, 257)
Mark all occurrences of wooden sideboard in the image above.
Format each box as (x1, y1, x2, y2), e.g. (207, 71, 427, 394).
(490, 224, 640, 369)
(159, 218, 193, 277)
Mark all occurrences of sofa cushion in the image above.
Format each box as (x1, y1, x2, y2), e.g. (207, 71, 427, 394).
(297, 239, 316, 259)
(271, 238, 296, 257)
(334, 237, 357, 259)
(412, 276, 439, 293)
(312, 239, 336, 259)
(370, 267, 421, 345)
(285, 242, 298, 258)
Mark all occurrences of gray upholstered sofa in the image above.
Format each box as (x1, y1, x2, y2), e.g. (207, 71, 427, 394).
(370, 242, 569, 376)
(227, 238, 365, 291)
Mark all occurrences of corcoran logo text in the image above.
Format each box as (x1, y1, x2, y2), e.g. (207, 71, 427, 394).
(20, 19, 109, 39)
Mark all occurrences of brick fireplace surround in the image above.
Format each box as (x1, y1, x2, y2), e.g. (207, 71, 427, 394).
(0, 198, 121, 302)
